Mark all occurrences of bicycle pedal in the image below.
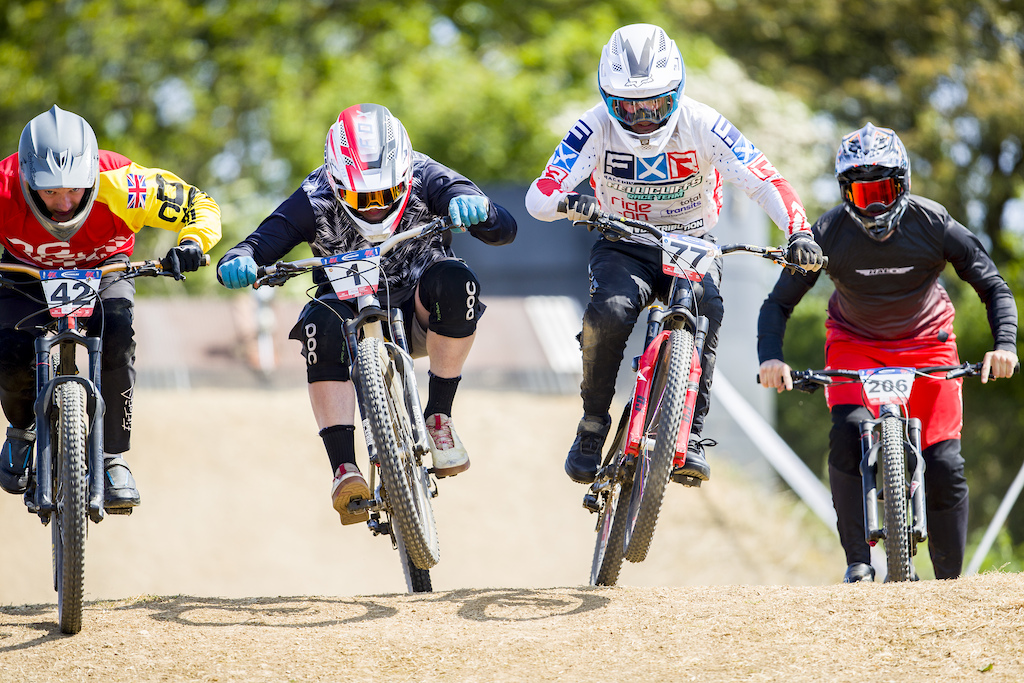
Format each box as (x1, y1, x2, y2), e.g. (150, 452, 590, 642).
(582, 493, 600, 513)
(104, 506, 133, 516)
(671, 473, 702, 488)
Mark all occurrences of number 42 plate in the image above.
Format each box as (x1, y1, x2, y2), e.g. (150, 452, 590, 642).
(40, 269, 102, 317)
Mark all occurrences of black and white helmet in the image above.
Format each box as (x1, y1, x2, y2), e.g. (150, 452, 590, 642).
(18, 105, 100, 242)
(598, 24, 685, 155)
(835, 122, 911, 242)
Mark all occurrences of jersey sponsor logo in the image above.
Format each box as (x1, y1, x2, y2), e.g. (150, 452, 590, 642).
(606, 151, 700, 181)
(667, 151, 699, 179)
(550, 142, 579, 172)
(711, 115, 763, 165)
(126, 173, 147, 209)
(605, 175, 702, 201)
(711, 115, 742, 147)
(747, 154, 779, 181)
(542, 165, 569, 184)
(5, 236, 132, 269)
(855, 266, 915, 276)
(562, 120, 594, 153)
(636, 155, 668, 181)
(605, 152, 635, 179)
(664, 197, 702, 216)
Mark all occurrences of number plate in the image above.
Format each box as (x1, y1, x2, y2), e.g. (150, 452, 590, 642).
(40, 270, 102, 317)
(661, 234, 720, 281)
(323, 247, 381, 300)
(858, 367, 916, 407)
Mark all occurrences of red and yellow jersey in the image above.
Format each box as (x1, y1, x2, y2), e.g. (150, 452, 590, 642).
(0, 150, 221, 268)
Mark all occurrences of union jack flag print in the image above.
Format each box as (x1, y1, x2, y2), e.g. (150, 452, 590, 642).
(126, 173, 147, 209)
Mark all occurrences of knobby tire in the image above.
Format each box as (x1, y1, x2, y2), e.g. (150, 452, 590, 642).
(881, 414, 913, 582)
(624, 328, 693, 564)
(53, 381, 89, 635)
(590, 406, 632, 586)
(356, 337, 440, 571)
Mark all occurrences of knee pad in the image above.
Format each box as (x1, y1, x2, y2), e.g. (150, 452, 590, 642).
(93, 298, 136, 370)
(288, 299, 352, 383)
(828, 404, 871, 477)
(417, 260, 482, 339)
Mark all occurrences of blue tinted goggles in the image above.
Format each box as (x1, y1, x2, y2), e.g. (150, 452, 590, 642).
(605, 93, 678, 127)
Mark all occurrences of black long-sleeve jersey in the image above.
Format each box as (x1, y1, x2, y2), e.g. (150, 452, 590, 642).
(758, 195, 1018, 362)
(219, 151, 517, 306)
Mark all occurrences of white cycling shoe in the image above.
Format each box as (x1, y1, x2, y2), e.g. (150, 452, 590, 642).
(331, 463, 370, 525)
(425, 414, 470, 478)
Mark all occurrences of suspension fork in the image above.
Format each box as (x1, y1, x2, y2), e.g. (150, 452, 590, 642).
(906, 417, 927, 543)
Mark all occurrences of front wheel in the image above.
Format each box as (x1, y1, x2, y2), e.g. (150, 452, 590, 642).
(355, 337, 440, 572)
(590, 407, 632, 586)
(53, 381, 89, 634)
(881, 414, 913, 582)
(623, 328, 693, 564)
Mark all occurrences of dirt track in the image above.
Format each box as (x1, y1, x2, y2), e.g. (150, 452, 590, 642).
(1, 388, 1022, 681)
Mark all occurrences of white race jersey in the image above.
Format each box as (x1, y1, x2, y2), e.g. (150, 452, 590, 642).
(526, 99, 809, 245)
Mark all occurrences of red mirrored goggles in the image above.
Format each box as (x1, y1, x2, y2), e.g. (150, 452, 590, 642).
(847, 177, 901, 212)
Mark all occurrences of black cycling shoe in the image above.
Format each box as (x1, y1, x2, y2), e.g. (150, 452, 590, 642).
(103, 456, 141, 509)
(843, 562, 876, 583)
(0, 427, 35, 495)
(564, 414, 611, 484)
(671, 437, 716, 484)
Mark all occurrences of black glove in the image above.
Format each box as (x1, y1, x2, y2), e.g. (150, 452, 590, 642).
(163, 240, 205, 280)
(786, 232, 824, 272)
(563, 194, 599, 223)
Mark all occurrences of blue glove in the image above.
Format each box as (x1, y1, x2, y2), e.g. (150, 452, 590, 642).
(448, 195, 490, 233)
(218, 256, 259, 289)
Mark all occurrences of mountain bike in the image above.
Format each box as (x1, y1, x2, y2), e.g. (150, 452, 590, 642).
(788, 361, 1015, 582)
(254, 216, 455, 593)
(0, 255, 208, 634)
(560, 204, 821, 586)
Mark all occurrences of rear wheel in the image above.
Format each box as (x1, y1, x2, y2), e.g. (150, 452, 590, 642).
(53, 381, 89, 635)
(355, 337, 439, 571)
(624, 329, 693, 564)
(881, 415, 913, 582)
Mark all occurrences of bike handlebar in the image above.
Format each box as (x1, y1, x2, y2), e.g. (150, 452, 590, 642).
(254, 214, 454, 288)
(767, 361, 1019, 393)
(555, 199, 827, 274)
(0, 254, 211, 281)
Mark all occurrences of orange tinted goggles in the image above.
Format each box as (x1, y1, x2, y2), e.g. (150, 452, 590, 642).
(848, 178, 899, 210)
(339, 181, 407, 211)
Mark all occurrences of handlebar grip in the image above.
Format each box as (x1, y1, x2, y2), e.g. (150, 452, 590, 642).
(202, 254, 211, 267)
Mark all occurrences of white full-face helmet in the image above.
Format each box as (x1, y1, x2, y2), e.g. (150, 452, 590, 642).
(598, 24, 685, 155)
(18, 105, 100, 242)
(324, 103, 414, 242)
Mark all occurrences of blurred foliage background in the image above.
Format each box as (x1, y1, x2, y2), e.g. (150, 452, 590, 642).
(1, 0, 1022, 570)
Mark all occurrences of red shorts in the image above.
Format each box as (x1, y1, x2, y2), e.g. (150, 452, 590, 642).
(823, 326, 963, 449)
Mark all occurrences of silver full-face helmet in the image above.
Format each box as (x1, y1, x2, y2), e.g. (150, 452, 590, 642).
(19, 105, 100, 241)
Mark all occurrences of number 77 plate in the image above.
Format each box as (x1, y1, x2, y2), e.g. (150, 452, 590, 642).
(323, 247, 381, 300)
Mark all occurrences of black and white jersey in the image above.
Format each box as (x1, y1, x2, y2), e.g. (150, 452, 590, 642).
(219, 151, 516, 306)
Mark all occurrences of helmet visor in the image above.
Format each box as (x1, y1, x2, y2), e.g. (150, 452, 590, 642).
(847, 178, 900, 213)
(337, 181, 407, 212)
(606, 93, 677, 127)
